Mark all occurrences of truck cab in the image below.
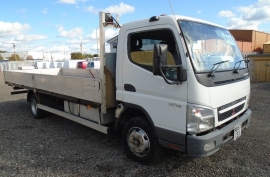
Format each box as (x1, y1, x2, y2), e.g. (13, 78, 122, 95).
(115, 15, 251, 162)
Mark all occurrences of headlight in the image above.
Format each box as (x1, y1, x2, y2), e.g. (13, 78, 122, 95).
(187, 104, 214, 134)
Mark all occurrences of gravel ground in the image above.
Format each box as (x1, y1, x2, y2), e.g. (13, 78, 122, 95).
(0, 74, 269, 177)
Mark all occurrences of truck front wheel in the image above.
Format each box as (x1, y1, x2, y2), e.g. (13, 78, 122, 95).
(30, 94, 46, 119)
(122, 117, 160, 164)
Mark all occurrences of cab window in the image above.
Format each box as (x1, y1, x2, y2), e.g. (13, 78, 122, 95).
(128, 29, 181, 72)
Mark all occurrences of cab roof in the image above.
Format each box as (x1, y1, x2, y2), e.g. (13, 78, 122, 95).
(121, 15, 225, 31)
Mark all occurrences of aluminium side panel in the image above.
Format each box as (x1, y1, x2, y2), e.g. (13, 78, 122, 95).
(4, 68, 61, 87)
(4, 71, 34, 87)
(34, 74, 102, 103)
(60, 68, 101, 79)
(4, 69, 103, 104)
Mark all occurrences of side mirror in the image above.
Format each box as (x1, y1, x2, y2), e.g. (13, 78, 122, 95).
(153, 44, 187, 84)
(177, 65, 187, 82)
(153, 44, 167, 75)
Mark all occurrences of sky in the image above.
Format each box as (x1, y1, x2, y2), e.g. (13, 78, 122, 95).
(1, 0, 270, 59)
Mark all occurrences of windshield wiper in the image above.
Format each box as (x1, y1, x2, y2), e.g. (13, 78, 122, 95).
(208, 60, 229, 79)
(233, 60, 245, 74)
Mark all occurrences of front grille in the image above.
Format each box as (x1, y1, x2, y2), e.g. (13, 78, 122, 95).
(218, 97, 246, 111)
(218, 103, 245, 122)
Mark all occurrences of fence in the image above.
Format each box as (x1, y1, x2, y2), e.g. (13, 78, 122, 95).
(0, 61, 36, 74)
(249, 58, 270, 83)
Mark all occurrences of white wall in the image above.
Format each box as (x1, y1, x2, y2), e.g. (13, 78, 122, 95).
(29, 52, 71, 61)
(0, 52, 28, 60)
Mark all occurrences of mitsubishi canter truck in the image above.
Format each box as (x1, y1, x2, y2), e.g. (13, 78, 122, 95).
(4, 12, 251, 164)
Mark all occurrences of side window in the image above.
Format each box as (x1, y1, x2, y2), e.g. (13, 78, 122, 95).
(113, 42, 117, 49)
(128, 29, 181, 72)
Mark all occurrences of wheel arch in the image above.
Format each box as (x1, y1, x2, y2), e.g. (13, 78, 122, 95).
(116, 103, 157, 137)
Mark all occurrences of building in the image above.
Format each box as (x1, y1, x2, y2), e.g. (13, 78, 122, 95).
(229, 30, 270, 54)
(107, 36, 118, 53)
(0, 52, 28, 60)
(229, 30, 270, 83)
(263, 41, 270, 54)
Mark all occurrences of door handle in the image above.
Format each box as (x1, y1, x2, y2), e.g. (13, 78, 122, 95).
(124, 84, 136, 92)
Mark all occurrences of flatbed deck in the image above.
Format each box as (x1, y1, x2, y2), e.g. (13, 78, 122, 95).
(4, 68, 115, 107)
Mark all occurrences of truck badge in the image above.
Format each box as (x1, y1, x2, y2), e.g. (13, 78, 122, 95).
(232, 109, 236, 116)
(168, 103, 182, 108)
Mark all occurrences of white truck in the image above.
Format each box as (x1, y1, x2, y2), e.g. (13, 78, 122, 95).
(4, 12, 251, 164)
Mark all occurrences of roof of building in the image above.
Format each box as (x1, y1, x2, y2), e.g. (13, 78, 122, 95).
(229, 29, 270, 35)
(107, 35, 118, 44)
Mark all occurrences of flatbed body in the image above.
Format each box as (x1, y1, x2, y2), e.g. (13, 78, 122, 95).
(5, 68, 102, 103)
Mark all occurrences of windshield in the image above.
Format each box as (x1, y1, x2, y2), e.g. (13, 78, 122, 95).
(179, 20, 246, 72)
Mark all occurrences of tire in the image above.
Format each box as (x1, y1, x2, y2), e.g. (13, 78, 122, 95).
(122, 117, 160, 164)
(29, 94, 46, 119)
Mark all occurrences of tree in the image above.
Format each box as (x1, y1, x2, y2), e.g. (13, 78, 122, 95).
(9, 54, 21, 61)
(93, 54, 99, 57)
(26, 55, 33, 60)
(0, 50, 7, 53)
(0, 54, 3, 60)
(83, 53, 93, 59)
(70, 52, 84, 60)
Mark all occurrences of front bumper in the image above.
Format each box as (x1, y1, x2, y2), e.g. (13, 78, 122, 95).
(187, 109, 251, 157)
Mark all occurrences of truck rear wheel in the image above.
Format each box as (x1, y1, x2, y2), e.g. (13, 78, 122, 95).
(30, 94, 46, 119)
(122, 117, 160, 164)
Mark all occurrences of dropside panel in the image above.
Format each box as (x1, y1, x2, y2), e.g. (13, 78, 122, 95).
(34, 74, 101, 103)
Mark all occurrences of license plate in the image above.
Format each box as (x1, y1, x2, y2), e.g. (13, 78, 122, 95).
(234, 123, 242, 140)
